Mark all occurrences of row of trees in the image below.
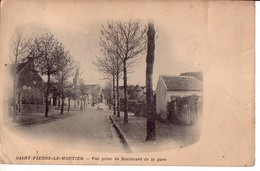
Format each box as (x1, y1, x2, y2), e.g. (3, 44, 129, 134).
(11, 20, 157, 140)
(94, 20, 156, 140)
(10, 29, 79, 117)
(94, 20, 147, 123)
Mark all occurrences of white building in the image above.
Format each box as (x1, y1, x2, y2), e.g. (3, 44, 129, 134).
(155, 75, 203, 119)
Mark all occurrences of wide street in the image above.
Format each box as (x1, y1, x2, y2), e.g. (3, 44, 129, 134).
(12, 104, 126, 153)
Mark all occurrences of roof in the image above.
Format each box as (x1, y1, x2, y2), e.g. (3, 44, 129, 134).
(161, 75, 203, 91)
(8, 57, 35, 75)
(133, 85, 143, 91)
(6, 59, 44, 83)
(17, 62, 28, 73)
(180, 71, 203, 82)
(85, 84, 98, 90)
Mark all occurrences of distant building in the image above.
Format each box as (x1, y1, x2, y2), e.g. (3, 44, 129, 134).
(118, 84, 145, 101)
(85, 84, 104, 104)
(132, 84, 145, 101)
(155, 75, 203, 119)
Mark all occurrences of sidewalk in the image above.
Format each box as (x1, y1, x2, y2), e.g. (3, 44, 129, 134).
(110, 112, 201, 152)
(7, 110, 72, 127)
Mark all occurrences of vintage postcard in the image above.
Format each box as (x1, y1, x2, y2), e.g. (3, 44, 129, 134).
(0, 0, 255, 166)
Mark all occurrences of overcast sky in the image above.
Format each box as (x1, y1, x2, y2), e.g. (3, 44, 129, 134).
(2, 0, 206, 89)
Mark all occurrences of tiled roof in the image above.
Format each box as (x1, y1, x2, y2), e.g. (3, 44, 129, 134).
(180, 71, 203, 82)
(161, 75, 203, 91)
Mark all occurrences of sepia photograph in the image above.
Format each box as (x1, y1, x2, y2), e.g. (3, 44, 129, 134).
(0, 0, 254, 166)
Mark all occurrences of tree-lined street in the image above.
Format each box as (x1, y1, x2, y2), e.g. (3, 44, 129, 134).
(6, 19, 203, 153)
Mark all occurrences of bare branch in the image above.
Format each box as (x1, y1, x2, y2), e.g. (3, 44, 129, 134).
(10, 27, 33, 64)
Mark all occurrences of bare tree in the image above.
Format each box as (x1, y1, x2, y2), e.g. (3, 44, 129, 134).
(94, 52, 123, 117)
(54, 51, 78, 114)
(115, 56, 122, 117)
(145, 21, 156, 141)
(29, 32, 64, 117)
(9, 28, 32, 118)
(93, 52, 119, 115)
(100, 20, 147, 123)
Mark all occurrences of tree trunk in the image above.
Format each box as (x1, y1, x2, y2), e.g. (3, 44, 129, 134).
(68, 98, 71, 114)
(61, 97, 65, 114)
(74, 88, 77, 108)
(53, 96, 57, 106)
(116, 61, 120, 118)
(108, 91, 111, 109)
(112, 75, 116, 115)
(45, 73, 50, 117)
(80, 98, 83, 110)
(58, 96, 61, 108)
(18, 93, 21, 113)
(123, 60, 128, 123)
(60, 82, 64, 114)
(145, 21, 156, 141)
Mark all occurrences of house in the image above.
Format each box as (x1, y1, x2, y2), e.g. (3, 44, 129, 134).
(7, 57, 45, 114)
(155, 75, 203, 120)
